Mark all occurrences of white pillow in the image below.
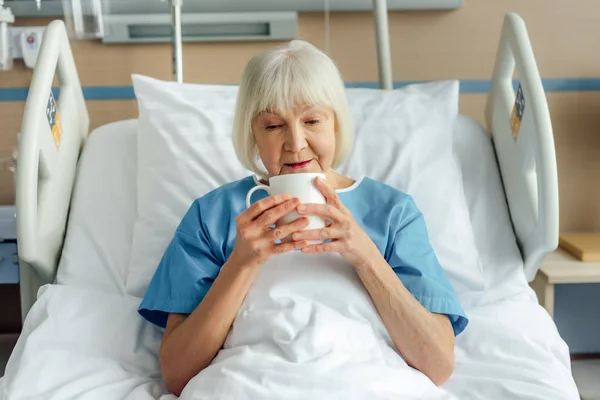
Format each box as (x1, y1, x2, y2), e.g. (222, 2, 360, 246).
(127, 75, 485, 305)
(127, 75, 250, 298)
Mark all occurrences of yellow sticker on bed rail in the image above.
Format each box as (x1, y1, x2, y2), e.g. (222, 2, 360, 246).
(46, 91, 62, 149)
(510, 83, 525, 141)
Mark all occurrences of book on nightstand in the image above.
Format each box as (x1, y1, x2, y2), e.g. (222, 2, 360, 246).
(559, 233, 600, 262)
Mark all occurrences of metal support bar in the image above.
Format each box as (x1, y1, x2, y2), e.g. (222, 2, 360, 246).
(170, 0, 183, 83)
(372, 0, 393, 90)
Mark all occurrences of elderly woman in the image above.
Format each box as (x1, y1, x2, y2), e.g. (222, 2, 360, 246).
(139, 40, 467, 397)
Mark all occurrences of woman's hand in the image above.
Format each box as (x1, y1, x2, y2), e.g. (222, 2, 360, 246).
(292, 177, 380, 269)
(228, 193, 310, 270)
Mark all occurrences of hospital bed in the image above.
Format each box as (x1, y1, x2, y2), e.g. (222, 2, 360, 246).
(0, 2, 580, 399)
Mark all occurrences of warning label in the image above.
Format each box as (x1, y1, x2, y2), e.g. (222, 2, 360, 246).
(46, 91, 62, 149)
(510, 83, 525, 140)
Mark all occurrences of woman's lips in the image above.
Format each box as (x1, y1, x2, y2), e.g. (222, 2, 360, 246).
(285, 160, 312, 169)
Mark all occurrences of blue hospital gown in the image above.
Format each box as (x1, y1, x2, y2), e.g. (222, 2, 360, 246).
(138, 175, 468, 336)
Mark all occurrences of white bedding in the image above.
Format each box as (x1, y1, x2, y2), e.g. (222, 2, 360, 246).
(1, 285, 169, 400)
(0, 276, 577, 399)
(0, 116, 579, 399)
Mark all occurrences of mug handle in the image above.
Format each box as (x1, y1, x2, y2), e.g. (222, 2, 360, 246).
(246, 184, 271, 208)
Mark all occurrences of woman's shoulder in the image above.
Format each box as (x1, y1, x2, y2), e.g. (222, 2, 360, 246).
(350, 176, 415, 206)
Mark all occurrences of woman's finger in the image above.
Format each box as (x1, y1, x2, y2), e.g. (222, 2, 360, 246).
(296, 203, 345, 223)
(301, 239, 346, 254)
(291, 226, 345, 241)
(255, 198, 300, 228)
(270, 239, 309, 255)
(239, 194, 291, 225)
(315, 177, 343, 209)
(269, 217, 311, 241)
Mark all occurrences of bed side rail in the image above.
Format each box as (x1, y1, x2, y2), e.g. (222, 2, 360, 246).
(16, 20, 89, 284)
(485, 13, 559, 282)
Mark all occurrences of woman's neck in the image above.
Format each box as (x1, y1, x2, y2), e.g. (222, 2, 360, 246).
(325, 170, 356, 190)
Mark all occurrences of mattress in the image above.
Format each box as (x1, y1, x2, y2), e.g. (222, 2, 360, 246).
(0, 116, 579, 399)
(54, 119, 138, 293)
(452, 115, 534, 304)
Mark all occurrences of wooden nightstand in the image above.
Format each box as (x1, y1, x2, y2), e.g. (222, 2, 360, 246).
(531, 248, 600, 318)
(531, 248, 600, 400)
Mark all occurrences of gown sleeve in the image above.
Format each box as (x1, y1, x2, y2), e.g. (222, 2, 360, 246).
(387, 196, 469, 336)
(138, 199, 224, 329)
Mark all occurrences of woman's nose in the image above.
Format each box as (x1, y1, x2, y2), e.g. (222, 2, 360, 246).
(284, 124, 308, 152)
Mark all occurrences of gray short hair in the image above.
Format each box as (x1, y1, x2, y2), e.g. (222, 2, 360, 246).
(232, 40, 354, 177)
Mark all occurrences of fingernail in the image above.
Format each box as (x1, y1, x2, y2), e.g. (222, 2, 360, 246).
(297, 205, 305, 213)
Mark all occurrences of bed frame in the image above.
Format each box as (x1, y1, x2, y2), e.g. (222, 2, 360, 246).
(14, 8, 559, 319)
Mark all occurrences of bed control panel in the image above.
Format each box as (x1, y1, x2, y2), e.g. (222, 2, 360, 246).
(0, 242, 18, 285)
(0, 206, 16, 242)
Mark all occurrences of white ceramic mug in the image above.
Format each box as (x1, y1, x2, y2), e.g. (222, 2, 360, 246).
(246, 173, 327, 235)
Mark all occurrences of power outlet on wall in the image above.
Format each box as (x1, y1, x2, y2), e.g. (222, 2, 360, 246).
(10, 26, 45, 68)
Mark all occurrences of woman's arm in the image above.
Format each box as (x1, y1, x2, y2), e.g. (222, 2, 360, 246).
(159, 260, 260, 396)
(159, 194, 309, 396)
(294, 176, 456, 385)
(353, 256, 455, 385)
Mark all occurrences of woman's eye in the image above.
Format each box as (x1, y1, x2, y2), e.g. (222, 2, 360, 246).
(266, 124, 281, 131)
(306, 119, 320, 125)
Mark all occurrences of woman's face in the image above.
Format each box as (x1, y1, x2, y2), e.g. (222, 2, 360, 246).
(252, 104, 336, 177)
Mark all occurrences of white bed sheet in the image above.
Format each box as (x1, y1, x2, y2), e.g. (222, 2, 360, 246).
(0, 116, 578, 399)
(0, 281, 577, 399)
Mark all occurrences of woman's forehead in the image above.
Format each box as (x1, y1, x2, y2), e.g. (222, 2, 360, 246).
(257, 103, 330, 117)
